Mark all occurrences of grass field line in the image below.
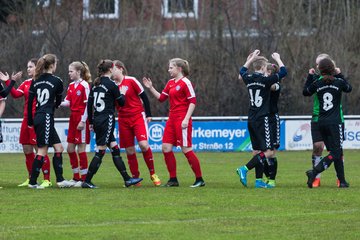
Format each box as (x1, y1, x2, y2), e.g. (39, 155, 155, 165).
(3, 208, 359, 230)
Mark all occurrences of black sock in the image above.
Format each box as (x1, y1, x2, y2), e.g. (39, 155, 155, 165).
(333, 157, 346, 183)
(314, 155, 333, 174)
(169, 177, 178, 182)
(255, 163, 264, 179)
(263, 159, 270, 178)
(53, 152, 64, 182)
(85, 150, 105, 183)
(196, 177, 204, 182)
(246, 152, 265, 170)
(29, 155, 44, 185)
(111, 146, 130, 181)
(268, 157, 278, 180)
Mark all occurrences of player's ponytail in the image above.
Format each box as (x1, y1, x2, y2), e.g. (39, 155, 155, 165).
(81, 61, 92, 83)
(94, 59, 113, 86)
(318, 58, 335, 84)
(34, 54, 57, 80)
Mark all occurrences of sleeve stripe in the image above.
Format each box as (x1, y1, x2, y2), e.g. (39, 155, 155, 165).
(131, 77, 145, 92)
(182, 77, 196, 98)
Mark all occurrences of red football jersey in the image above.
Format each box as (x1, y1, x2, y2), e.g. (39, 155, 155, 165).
(9, 79, 36, 118)
(160, 77, 196, 117)
(117, 76, 145, 117)
(64, 80, 90, 118)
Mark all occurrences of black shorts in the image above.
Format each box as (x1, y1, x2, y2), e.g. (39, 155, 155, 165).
(248, 116, 273, 151)
(319, 123, 344, 152)
(93, 114, 116, 146)
(34, 113, 61, 147)
(269, 113, 280, 149)
(311, 121, 323, 143)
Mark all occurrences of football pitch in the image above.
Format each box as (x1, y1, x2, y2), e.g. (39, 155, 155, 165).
(1, 151, 360, 240)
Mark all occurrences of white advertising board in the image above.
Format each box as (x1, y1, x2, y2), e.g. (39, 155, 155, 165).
(285, 119, 360, 150)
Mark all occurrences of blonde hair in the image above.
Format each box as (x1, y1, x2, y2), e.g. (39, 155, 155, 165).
(69, 61, 92, 83)
(169, 58, 190, 76)
(252, 56, 268, 71)
(34, 54, 57, 80)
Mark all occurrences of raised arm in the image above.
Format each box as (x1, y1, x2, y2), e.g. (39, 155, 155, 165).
(243, 49, 260, 69)
(142, 77, 162, 100)
(271, 53, 287, 79)
(303, 81, 317, 96)
(302, 69, 316, 96)
(0, 72, 22, 98)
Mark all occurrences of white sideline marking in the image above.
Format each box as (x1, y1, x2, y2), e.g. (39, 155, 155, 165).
(4, 209, 359, 230)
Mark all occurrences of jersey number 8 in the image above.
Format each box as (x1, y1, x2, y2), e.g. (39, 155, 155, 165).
(323, 92, 333, 111)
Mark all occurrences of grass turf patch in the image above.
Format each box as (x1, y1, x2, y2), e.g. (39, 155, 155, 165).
(1, 151, 360, 239)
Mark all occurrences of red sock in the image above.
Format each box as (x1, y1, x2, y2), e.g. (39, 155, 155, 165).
(25, 153, 35, 178)
(68, 152, 80, 180)
(127, 153, 139, 178)
(142, 148, 155, 175)
(184, 151, 202, 178)
(78, 152, 88, 181)
(163, 151, 177, 178)
(42, 155, 51, 181)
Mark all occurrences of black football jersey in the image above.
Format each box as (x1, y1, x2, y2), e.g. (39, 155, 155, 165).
(87, 76, 123, 124)
(304, 77, 352, 124)
(241, 70, 284, 121)
(28, 73, 63, 115)
(269, 83, 281, 114)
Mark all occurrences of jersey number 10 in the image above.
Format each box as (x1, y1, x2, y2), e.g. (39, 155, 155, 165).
(37, 89, 50, 106)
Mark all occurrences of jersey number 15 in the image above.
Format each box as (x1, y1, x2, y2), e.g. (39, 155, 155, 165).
(93, 92, 105, 112)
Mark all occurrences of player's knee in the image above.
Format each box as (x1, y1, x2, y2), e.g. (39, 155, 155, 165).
(313, 142, 324, 155)
(111, 145, 120, 156)
(138, 141, 149, 152)
(162, 144, 172, 153)
(54, 144, 64, 153)
(22, 145, 34, 154)
(125, 147, 136, 155)
(95, 149, 105, 160)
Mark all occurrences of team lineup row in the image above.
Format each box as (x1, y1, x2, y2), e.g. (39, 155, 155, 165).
(0, 50, 352, 189)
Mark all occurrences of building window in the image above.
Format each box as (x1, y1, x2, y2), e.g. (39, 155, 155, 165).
(36, 0, 61, 8)
(83, 0, 119, 19)
(162, 0, 198, 19)
(251, 0, 258, 21)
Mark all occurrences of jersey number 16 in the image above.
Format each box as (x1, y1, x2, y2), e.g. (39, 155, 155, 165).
(249, 89, 263, 107)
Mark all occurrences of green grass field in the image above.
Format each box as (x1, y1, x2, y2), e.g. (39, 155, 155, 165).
(1, 150, 360, 240)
